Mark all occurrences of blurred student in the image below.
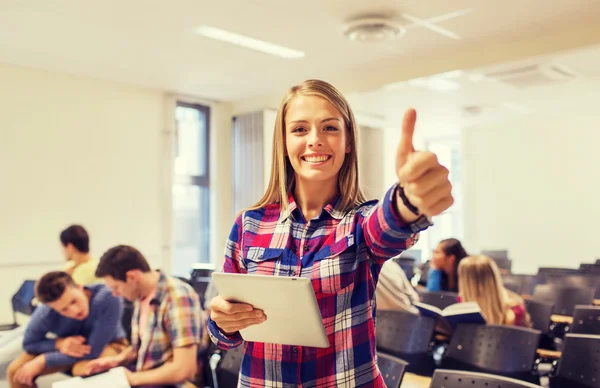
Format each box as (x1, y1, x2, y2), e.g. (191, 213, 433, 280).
(376, 260, 419, 313)
(7, 272, 126, 388)
(426, 238, 468, 292)
(458, 255, 530, 327)
(60, 224, 101, 285)
(87, 245, 202, 388)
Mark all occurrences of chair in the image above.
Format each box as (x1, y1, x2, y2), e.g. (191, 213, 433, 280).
(442, 324, 541, 382)
(550, 334, 600, 388)
(493, 257, 513, 273)
(503, 275, 524, 294)
(538, 268, 581, 276)
(533, 285, 595, 316)
(419, 291, 459, 310)
(546, 274, 600, 299)
(481, 250, 509, 259)
(570, 306, 600, 335)
(213, 344, 244, 388)
(376, 310, 436, 375)
(376, 353, 408, 388)
(3, 280, 38, 330)
(430, 369, 544, 388)
(524, 299, 553, 332)
(376, 310, 436, 355)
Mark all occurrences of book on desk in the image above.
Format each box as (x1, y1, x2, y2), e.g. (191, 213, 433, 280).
(414, 301, 486, 332)
(52, 367, 131, 388)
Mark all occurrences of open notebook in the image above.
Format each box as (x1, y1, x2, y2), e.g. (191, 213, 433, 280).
(52, 367, 130, 388)
(414, 301, 486, 331)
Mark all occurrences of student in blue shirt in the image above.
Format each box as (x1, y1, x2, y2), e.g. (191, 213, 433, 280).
(7, 271, 127, 388)
(426, 238, 468, 292)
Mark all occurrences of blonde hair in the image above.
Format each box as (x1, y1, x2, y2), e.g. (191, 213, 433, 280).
(247, 79, 366, 213)
(458, 255, 525, 325)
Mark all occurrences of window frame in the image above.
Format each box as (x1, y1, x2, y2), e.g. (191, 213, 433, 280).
(172, 101, 211, 269)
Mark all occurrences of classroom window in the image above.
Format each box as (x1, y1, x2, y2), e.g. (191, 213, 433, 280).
(172, 102, 210, 276)
(420, 138, 463, 260)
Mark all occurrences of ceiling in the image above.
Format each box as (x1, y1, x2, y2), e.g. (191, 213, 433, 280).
(346, 43, 600, 137)
(1, 0, 600, 102)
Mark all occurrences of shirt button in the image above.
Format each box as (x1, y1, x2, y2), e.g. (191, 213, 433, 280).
(303, 245, 310, 251)
(292, 346, 298, 353)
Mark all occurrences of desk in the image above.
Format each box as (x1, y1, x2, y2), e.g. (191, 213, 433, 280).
(402, 373, 432, 388)
(537, 348, 562, 359)
(550, 314, 573, 324)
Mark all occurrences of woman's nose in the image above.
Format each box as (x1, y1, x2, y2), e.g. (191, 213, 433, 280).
(307, 128, 323, 147)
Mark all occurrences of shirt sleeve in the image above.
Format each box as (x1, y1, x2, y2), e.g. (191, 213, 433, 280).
(208, 214, 244, 350)
(360, 183, 432, 263)
(22, 308, 57, 355)
(44, 291, 123, 368)
(426, 269, 443, 291)
(166, 285, 202, 349)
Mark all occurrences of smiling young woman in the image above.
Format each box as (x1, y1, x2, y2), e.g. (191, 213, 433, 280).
(208, 79, 454, 387)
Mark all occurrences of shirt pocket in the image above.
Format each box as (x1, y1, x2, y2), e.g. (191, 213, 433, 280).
(242, 247, 284, 275)
(313, 236, 358, 294)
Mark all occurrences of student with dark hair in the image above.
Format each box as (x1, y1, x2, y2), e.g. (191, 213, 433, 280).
(426, 238, 468, 292)
(60, 224, 100, 285)
(7, 272, 127, 388)
(87, 245, 202, 388)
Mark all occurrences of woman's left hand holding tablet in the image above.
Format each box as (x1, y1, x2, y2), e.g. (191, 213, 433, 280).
(210, 294, 267, 335)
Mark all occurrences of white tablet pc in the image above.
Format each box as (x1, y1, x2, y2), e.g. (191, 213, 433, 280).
(211, 272, 330, 348)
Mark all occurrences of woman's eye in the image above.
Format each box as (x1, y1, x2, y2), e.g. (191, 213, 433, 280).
(291, 127, 305, 133)
(324, 125, 338, 131)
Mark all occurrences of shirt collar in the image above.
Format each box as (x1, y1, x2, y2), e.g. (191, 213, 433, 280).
(142, 270, 167, 306)
(280, 192, 345, 222)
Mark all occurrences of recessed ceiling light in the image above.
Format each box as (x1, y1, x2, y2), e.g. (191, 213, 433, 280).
(193, 26, 305, 59)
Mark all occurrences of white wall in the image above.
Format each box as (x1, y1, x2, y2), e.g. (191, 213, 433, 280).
(0, 64, 233, 321)
(462, 101, 600, 274)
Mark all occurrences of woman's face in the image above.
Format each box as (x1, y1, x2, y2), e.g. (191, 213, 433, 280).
(431, 243, 453, 272)
(284, 95, 350, 187)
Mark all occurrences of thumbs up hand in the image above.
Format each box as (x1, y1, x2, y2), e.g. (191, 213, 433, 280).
(395, 109, 454, 222)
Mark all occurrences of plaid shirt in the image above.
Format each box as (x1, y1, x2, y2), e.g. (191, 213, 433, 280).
(208, 184, 432, 387)
(131, 271, 202, 373)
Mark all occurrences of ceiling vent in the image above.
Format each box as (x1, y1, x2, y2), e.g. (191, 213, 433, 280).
(342, 16, 405, 42)
(485, 63, 576, 88)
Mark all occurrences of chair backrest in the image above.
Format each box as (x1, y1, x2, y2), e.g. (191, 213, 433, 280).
(419, 291, 459, 310)
(430, 369, 543, 388)
(537, 267, 581, 275)
(502, 275, 524, 294)
(533, 285, 594, 316)
(554, 334, 600, 388)
(376, 310, 436, 355)
(524, 298, 554, 332)
(493, 258, 513, 272)
(217, 344, 244, 387)
(570, 306, 600, 335)
(482, 250, 509, 259)
(445, 324, 541, 375)
(376, 353, 408, 388)
(546, 274, 600, 299)
(11, 280, 38, 316)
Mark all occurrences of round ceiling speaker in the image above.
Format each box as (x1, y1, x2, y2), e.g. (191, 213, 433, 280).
(342, 16, 406, 42)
